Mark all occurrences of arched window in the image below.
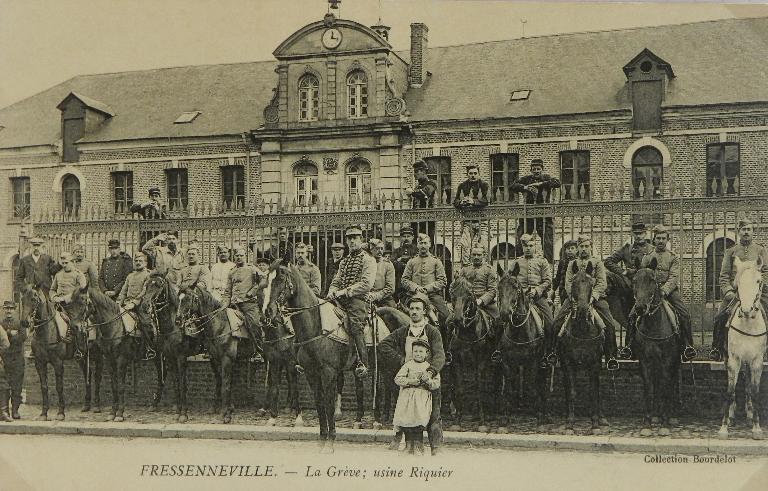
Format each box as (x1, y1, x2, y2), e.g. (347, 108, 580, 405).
(346, 160, 371, 203)
(294, 162, 319, 206)
(491, 242, 516, 262)
(62, 174, 81, 215)
(632, 146, 663, 200)
(347, 71, 368, 118)
(706, 237, 735, 302)
(298, 75, 319, 121)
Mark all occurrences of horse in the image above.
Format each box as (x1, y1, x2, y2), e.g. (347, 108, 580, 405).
(632, 258, 680, 437)
(558, 261, 609, 435)
(446, 276, 497, 431)
(67, 287, 165, 421)
(496, 267, 551, 430)
(140, 273, 210, 423)
(718, 257, 767, 440)
(176, 285, 262, 424)
(258, 307, 303, 427)
(263, 258, 351, 452)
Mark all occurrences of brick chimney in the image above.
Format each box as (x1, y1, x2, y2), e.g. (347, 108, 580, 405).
(409, 23, 429, 88)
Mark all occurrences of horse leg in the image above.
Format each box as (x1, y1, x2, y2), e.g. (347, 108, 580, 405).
(536, 363, 551, 428)
(286, 360, 303, 427)
(34, 354, 49, 421)
(107, 355, 119, 421)
(115, 357, 129, 422)
(51, 356, 66, 421)
(589, 363, 600, 435)
(265, 360, 279, 425)
(718, 355, 741, 439)
(353, 374, 364, 429)
(177, 356, 189, 423)
(305, 368, 327, 450)
(334, 371, 344, 420)
(639, 361, 653, 436)
(563, 361, 576, 434)
(477, 360, 489, 433)
(450, 361, 464, 430)
(748, 357, 764, 440)
(150, 354, 164, 411)
(78, 356, 91, 412)
(93, 345, 103, 413)
(321, 367, 338, 453)
(209, 354, 222, 415)
(658, 358, 672, 437)
(220, 355, 233, 424)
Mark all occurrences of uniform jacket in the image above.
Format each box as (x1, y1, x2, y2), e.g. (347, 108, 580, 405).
(329, 250, 377, 299)
(177, 263, 212, 291)
(296, 261, 322, 296)
(117, 269, 151, 305)
(51, 269, 88, 300)
(73, 258, 99, 287)
(719, 241, 768, 296)
(370, 258, 396, 302)
(222, 264, 262, 306)
(323, 258, 343, 296)
(411, 177, 437, 208)
(129, 200, 167, 220)
(379, 322, 445, 375)
(453, 179, 490, 210)
(604, 239, 653, 276)
(142, 236, 186, 282)
(458, 264, 498, 305)
(210, 261, 235, 296)
(507, 256, 552, 297)
(510, 174, 561, 204)
(641, 249, 680, 295)
(0, 316, 26, 357)
(15, 253, 60, 292)
(566, 257, 608, 299)
(401, 254, 448, 295)
(99, 253, 133, 293)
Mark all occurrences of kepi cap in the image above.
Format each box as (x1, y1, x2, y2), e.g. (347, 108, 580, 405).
(631, 222, 647, 233)
(345, 227, 363, 238)
(330, 242, 345, 250)
(148, 186, 161, 196)
(2, 300, 15, 309)
(651, 224, 668, 235)
(530, 158, 544, 169)
(576, 235, 592, 245)
(738, 218, 753, 230)
(411, 338, 431, 352)
(413, 160, 428, 172)
(29, 237, 44, 245)
(399, 226, 414, 237)
(408, 292, 432, 310)
(108, 239, 120, 248)
(520, 233, 535, 245)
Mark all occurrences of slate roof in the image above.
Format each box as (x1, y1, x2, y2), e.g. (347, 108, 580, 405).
(1, 16, 767, 150)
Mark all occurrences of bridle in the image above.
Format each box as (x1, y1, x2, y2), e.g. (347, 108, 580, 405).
(449, 285, 489, 347)
(562, 272, 604, 342)
(500, 283, 542, 346)
(23, 289, 56, 333)
(177, 289, 224, 336)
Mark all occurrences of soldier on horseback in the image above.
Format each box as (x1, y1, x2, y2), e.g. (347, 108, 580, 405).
(116, 253, 156, 360)
(552, 236, 620, 370)
(210, 246, 235, 302)
(327, 227, 377, 378)
(710, 218, 768, 361)
(221, 245, 264, 364)
(622, 225, 697, 362)
(294, 243, 322, 297)
(552, 239, 578, 303)
(71, 243, 99, 288)
(366, 238, 396, 308)
(457, 245, 499, 320)
(499, 235, 554, 367)
(604, 222, 653, 290)
(176, 246, 211, 292)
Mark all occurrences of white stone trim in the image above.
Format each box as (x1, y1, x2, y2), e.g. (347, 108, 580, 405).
(700, 231, 738, 257)
(0, 144, 57, 157)
(51, 166, 87, 192)
(75, 135, 243, 151)
(622, 137, 672, 169)
(0, 153, 252, 171)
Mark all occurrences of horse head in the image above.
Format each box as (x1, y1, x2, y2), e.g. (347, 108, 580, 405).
(66, 286, 92, 333)
(263, 258, 295, 325)
(734, 257, 763, 319)
(141, 272, 178, 331)
(19, 284, 45, 327)
(633, 257, 660, 316)
(498, 262, 526, 319)
(448, 276, 477, 335)
(570, 260, 595, 322)
(177, 286, 201, 328)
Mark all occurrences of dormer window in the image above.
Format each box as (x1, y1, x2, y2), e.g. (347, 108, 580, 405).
(298, 75, 320, 121)
(347, 70, 368, 118)
(623, 49, 674, 133)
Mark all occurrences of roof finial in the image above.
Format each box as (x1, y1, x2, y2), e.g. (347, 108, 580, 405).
(329, 0, 341, 11)
(521, 19, 527, 38)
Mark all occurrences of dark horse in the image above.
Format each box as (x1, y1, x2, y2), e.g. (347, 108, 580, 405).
(446, 276, 496, 431)
(632, 258, 680, 437)
(264, 259, 349, 452)
(496, 267, 551, 430)
(558, 261, 609, 435)
(141, 273, 212, 423)
(67, 287, 165, 421)
(176, 285, 261, 424)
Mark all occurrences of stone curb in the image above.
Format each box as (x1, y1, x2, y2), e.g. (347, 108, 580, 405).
(1, 421, 766, 456)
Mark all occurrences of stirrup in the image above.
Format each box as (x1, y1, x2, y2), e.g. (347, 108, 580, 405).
(606, 357, 620, 371)
(444, 351, 453, 366)
(490, 350, 502, 364)
(708, 347, 722, 362)
(294, 364, 305, 374)
(354, 363, 369, 378)
(682, 346, 697, 362)
(74, 349, 85, 361)
(143, 347, 157, 361)
(617, 346, 632, 360)
(546, 352, 559, 365)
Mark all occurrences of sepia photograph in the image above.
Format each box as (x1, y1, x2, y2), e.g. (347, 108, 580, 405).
(1, 0, 768, 489)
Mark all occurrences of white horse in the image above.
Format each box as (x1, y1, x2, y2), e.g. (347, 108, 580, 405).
(718, 257, 767, 440)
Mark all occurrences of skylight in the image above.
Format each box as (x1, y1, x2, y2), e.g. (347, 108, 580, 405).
(174, 111, 201, 124)
(509, 90, 531, 102)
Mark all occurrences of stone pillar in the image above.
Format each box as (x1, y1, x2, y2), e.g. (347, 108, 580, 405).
(326, 59, 337, 120)
(260, 140, 283, 206)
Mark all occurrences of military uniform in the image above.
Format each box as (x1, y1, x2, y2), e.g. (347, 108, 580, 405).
(51, 269, 88, 303)
(370, 257, 396, 308)
(712, 240, 768, 355)
(0, 313, 26, 419)
(142, 236, 186, 284)
(510, 165, 561, 262)
(72, 257, 99, 288)
(328, 246, 377, 370)
(210, 260, 235, 302)
(506, 255, 555, 354)
(392, 235, 417, 303)
(117, 269, 151, 306)
(222, 262, 263, 351)
(296, 261, 322, 297)
(410, 162, 438, 242)
(401, 254, 450, 326)
(99, 252, 133, 296)
(457, 262, 500, 318)
(176, 263, 212, 292)
(604, 236, 653, 293)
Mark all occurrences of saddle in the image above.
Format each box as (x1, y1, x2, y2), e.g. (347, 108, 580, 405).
(558, 307, 605, 337)
(319, 302, 391, 346)
(121, 310, 142, 338)
(53, 311, 69, 340)
(661, 299, 679, 333)
(529, 305, 544, 336)
(225, 308, 249, 339)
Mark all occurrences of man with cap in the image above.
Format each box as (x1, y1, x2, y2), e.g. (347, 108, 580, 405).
(499, 235, 554, 366)
(117, 253, 156, 360)
(142, 231, 185, 284)
(71, 242, 99, 288)
(210, 246, 235, 302)
(99, 239, 133, 300)
(379, 293, 446, 455)
(710, 218, 768, 361)
(323, 242, 346, 297)
(552, 239, 578, 303)
(176, 246, 212, 292)
(327, 227, 378, 378)
(51, 253, 88, 306)
(622, 225, 696, 362)
(366, 238, 396, 308)
(453, 165, 490, 210)
(221, 245, 264, 363)
(604, 222, 653, 289)
(458, 246, 499, 319)
(552, 235, 620, 370)
(255, 256, 271, 276)
(410, 159, 438, 243)
(130, 186, 167, 248)
(401, 234, 450, 334)
(392, 226, 417, 303)
(15, 237, 61, 299)
(294, 243, 322, 296)
(0, 300, 26, 420)
(456, 219, 489, 268)
(511, 159, 561, 262)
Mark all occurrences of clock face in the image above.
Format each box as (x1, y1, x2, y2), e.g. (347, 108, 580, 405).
(322, 28, 342, 49)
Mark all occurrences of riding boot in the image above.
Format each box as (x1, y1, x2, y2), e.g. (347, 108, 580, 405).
(604, 328, 619, 371)
(0, 390, 12, 423)
(710, 316, 726, 361)
(352, 331, 369, 378)
(247, 327, 264, 364)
